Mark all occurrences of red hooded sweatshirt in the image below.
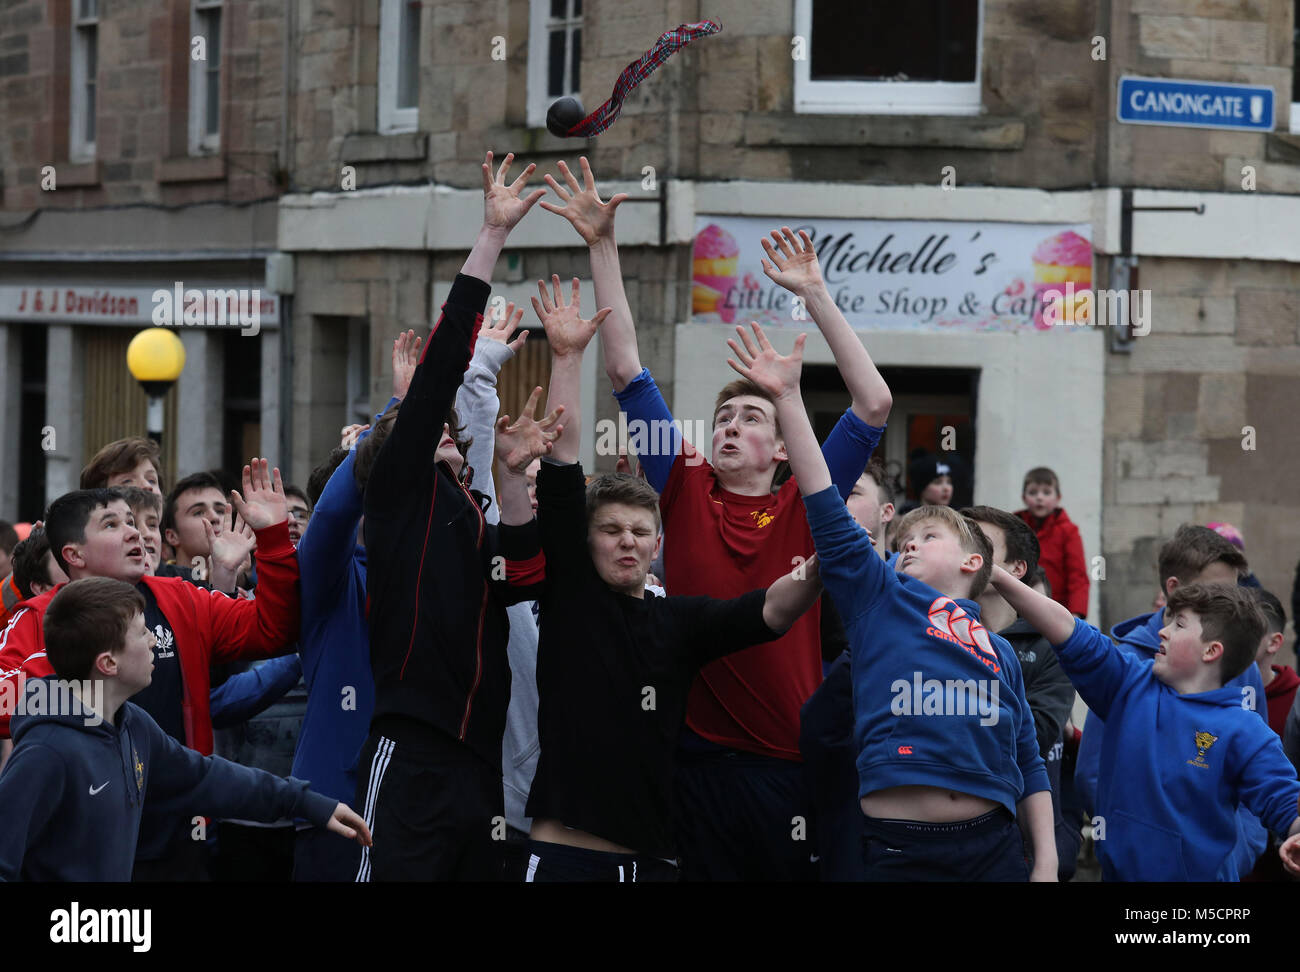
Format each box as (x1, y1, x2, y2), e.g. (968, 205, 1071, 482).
(1015, 507, 1089, 617)
(0, 520, 299, 755)
(1266, 665, 1299, 739)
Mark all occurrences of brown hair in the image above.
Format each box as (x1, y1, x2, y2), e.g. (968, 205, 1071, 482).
(961, 505, 1039, 579)
(893, 505, 994, 598)
(118, 486, 163, 517)
(1022, 466, 1059, 494)
(1166, 583, 1266, 685)
(308, 447, 349, 506)
(43, 577, 146, 682)
(857, 456, 894, 506)
(1157, 525, 1248, 588)
(713, 379, 781, 439)
(585, 473, 661, 532)
(80, 437, 165, 493)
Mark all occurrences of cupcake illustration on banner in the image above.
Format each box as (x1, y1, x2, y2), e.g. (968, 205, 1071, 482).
(1031, 230, 1093, 329)
(692, 224, 739, 323)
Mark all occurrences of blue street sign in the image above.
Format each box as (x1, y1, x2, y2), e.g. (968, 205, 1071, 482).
(1117, 75, 1274, 132)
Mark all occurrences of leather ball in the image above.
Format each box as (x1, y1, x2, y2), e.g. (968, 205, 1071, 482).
(546, 96, 586, 137)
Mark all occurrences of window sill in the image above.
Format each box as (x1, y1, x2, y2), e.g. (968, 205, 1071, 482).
(742, 113, 1025, 150)
(342, 132, 428, 163)
(515, 127, 596, 153)
(159, 155, 227, 183)
(58, 160, 101, 187)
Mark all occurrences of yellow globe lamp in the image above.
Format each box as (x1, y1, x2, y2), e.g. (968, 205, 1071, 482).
(126, 328, 186, 443)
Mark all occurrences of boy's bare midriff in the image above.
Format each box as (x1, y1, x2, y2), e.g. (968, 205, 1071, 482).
(531, 818, 639, 855)
(861, 786, 1001, 823)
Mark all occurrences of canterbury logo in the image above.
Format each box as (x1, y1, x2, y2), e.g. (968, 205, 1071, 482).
(925, 597, 1000, 674)
(897, 745, 913, 755)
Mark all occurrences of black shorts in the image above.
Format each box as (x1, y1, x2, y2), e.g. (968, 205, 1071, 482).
(523, 839, 678, 883)
(293, 823, 362, 882)
(673, 744, 818, 882)
(353, 723, 504, 881)
(861, 808, 1029, 882)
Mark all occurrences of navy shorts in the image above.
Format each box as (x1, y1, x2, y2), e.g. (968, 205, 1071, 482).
(523, 839, 678, 883)
(861, 808, 1029, 882)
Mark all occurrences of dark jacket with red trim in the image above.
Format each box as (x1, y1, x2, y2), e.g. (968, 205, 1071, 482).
(1015, 507, 1089, 617)
(0, 520, 301, 755)
(363, 273, 544, 771)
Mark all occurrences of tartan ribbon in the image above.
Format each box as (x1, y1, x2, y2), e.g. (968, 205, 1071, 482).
(566, 20, 723, 137)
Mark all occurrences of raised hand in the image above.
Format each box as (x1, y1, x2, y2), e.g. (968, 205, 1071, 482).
(726, 320, 807, 401)
(482, 151, 547, 232)
(207, 513, 257, 573)
(229, 458, 288, 531)
(481, 301, 529, 353)
(494, 385, 564, 474)
(761, 226, 825, 297)
(531, 275, 612, 358)
(539, 157, 628, 246)
(392, 329, 424, 400)
(1281, 833, 1300, 875)
(340, 424, 370, 449)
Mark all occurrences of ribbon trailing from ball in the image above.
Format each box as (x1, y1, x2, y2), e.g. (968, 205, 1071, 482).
(549, 20, 722, 138)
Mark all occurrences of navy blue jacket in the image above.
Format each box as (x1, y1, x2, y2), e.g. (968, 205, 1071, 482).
(0, 691, 336, 881)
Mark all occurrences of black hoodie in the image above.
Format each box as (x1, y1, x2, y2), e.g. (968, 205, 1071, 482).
(0, 684, 336, 881)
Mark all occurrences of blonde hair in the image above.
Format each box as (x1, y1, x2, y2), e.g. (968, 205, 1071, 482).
(893, 505, 993, 597)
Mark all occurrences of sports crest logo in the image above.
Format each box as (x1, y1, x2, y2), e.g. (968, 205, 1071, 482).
(133, 746, 144, 793)
(153, 625, 175, 659)
(1187, 730, 1218, 769)
(924, 597, 1000, 674)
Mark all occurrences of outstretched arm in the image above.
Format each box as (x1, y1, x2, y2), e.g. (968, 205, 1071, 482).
(988, 565, 1077, 645)
(725, 321, 828, 497)
(540, 157, 640, 390)
(494, 385, 564, 525)
(762, 227, 891, 426)
(456, 304, 528, 515)
(761, 553, 823, 634)
(532, 274, 611, 465)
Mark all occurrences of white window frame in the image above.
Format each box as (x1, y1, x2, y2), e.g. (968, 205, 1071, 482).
(793, 0, 983, 116)
(70, 0, 98, 162)
(379, 0, 420, 133)
(527, 0, 582, 129)
(189, 0, 223, 154)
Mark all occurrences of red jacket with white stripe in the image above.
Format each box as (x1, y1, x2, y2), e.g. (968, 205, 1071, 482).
(0, 520, 301, 754)
(1015, 506, 1089, 617)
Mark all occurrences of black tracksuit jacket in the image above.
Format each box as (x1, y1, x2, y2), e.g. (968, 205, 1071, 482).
(364, 273, 545, 770)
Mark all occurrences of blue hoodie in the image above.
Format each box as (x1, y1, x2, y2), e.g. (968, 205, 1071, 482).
(1076, 609, 1268, 873)
(1055, 619, 1298, 881)
(292, 445, 376, 806)
(803, 488, 1049, 815)
(0, 690, 336, 881)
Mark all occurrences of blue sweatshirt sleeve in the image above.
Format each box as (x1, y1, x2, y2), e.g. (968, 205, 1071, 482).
(820, 409, 885, 500)
(0, 742, 66, 880)
(802, 485, 890, 622)
(612, 368, 681, 494)
(208, 654, 303, 729)
(1050, 618, 1141, 722)
(141, 712, 336, 827)
(299, 449, 364, 627)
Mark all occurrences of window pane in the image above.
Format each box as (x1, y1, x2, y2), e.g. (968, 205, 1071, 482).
(86, 81, 96, 141)
(81, 0, 98, 20)
(811, 0, 978, 83)
(573, 0, 581, 16)
(206, 11, 221, 135)
(397, 0, 420, 108)
(547, 29, 565, 96)
(86, 28, 96, 76)
(551, 0, 565, 19)
(1293, 2, 1300, 102)
(570, 28, 580, 93)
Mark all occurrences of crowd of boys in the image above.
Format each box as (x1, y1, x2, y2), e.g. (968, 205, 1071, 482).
(0, 150, 1297, 882)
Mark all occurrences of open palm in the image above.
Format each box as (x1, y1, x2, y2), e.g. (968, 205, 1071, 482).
(495, 386, 565, 474)
(482, 151, 547, 231)
(531, 275, 611, 358)
(540, 157, 628, 246)
(726, 320, 807, 400)
(761, 227, 824, 296)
